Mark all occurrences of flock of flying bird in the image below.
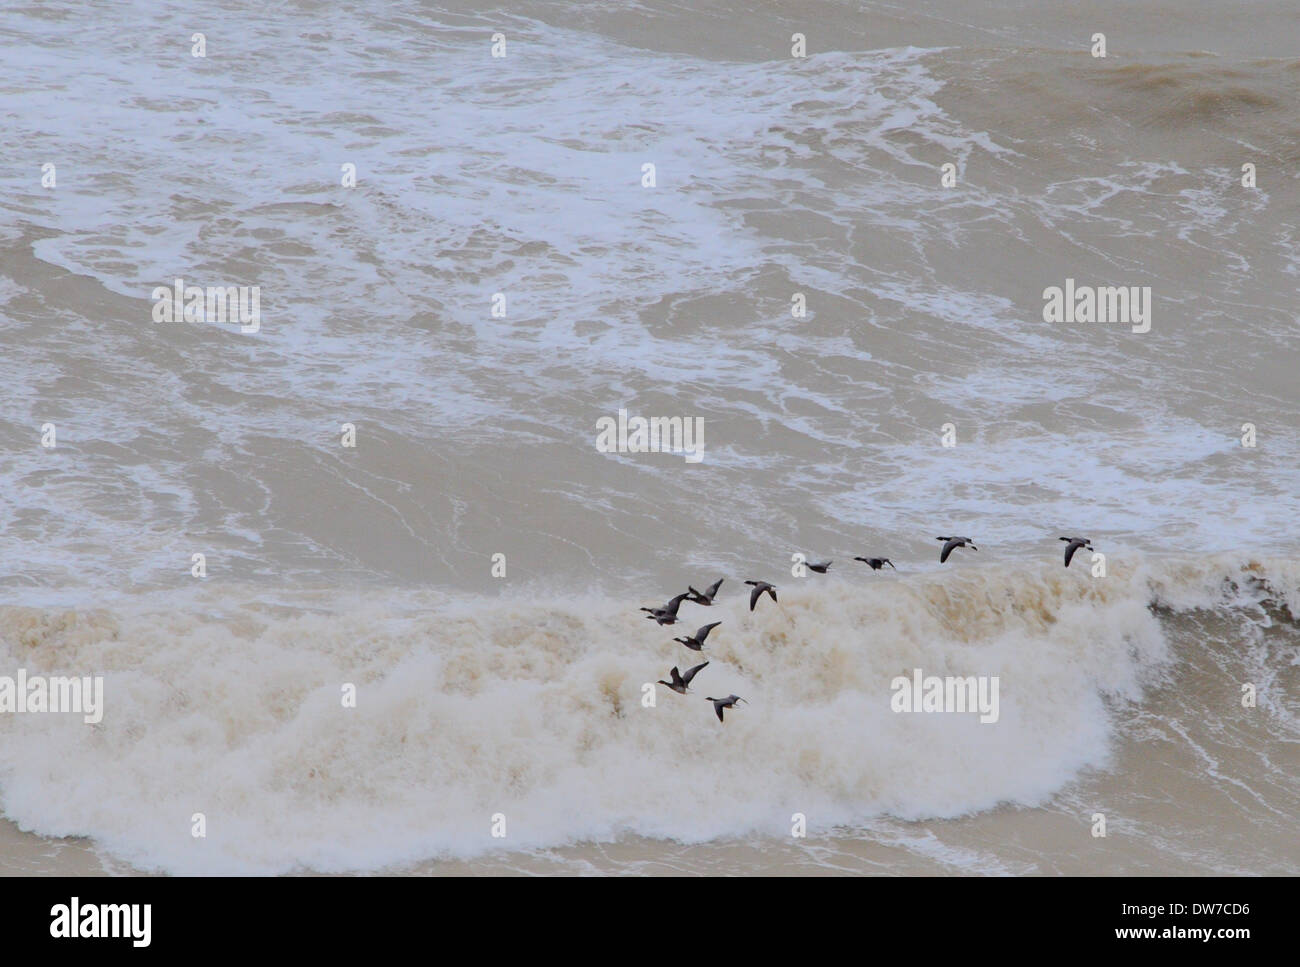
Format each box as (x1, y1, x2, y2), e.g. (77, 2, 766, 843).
(641, 534, 1096, 723)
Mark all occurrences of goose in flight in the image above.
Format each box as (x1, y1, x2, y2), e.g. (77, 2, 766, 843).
(706, 694, 747, 722)
(658, 661, 709, 695)
(686, 578, 724, 606)
(640, 592, 690, 625)
(1059, 536, 1093, 567)
(673, 621, 722, 652)
(744, 580, 778, 611)
(936, 536, 977, 563)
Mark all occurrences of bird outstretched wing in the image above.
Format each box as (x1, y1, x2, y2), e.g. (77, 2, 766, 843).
(682, 661, 709, 685)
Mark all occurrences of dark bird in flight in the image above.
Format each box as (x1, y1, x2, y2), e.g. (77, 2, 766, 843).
(744, 580, 778, 611)
(805, 559, 832, 573)
(640, 592, 689, 625)
(854, 557, 896, 570)
(706, 694, 747, 722)
(686, 578, 724, 606)
(673, 621, 722, 652)
(1059, 536, 1093, 568)
(936, 536, 977, 563)
(658, 661, 709, 695)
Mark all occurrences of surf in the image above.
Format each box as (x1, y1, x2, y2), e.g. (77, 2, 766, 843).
(0, 552, 1292, 874)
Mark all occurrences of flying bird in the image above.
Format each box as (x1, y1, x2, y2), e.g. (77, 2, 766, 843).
(854, 557, 896, 570)
(658, 661, 709, 695)
(1059, 536, 1093, 567)
(686, 578, 724, 606)
(673, 621, 722, 652)
(805, 559, 832, 573)
(936, 536, 977, 563)
(744, 580, 778, 611)
(640, 592, 690, 625)
(706, 694, 747, 722)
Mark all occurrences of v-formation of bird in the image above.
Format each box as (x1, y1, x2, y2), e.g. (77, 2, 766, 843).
(641, 535, 1094, 722)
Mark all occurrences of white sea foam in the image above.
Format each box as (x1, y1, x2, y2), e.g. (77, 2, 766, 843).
(0, 554, 1292, 873)
(1, 4, 1295, 595)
